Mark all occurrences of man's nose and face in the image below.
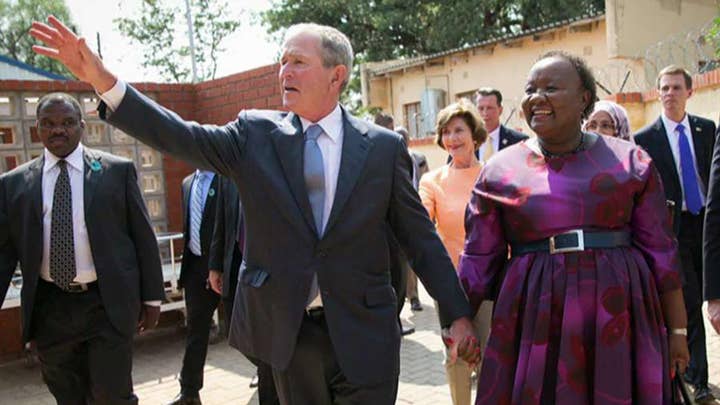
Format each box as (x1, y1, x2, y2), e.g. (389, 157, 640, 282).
(37, 100, 84, 158)
(278, 31, 345, 122)
(476, 94, 503, 133)
(659, 73, 692, 118)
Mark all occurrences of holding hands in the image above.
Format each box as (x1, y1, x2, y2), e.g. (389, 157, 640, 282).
(443, 317, 481, 368)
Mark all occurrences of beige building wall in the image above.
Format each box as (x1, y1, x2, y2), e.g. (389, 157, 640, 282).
(381, 19, 608, 137)
(638, 85, 720, 128)
(606, 0, 718, 59)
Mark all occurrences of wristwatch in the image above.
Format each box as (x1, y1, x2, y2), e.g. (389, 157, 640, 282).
(669, 328, 687, 336)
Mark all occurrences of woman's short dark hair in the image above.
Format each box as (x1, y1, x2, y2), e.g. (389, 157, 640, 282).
(538, 50, 597, 119)
(435, 99, 487, 151)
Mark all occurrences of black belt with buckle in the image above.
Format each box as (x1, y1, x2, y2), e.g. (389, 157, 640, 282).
(510, 229, 631, 257)
(65, 282, 96, 293)
(305, 306, 324, 322)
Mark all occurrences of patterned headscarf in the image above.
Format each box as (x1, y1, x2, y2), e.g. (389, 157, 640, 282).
(587, 100, 632, 142)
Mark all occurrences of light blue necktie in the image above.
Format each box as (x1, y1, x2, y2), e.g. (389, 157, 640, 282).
(677, 124, 702, 214)
(304, 124, 326, 235)
(304, 124, 326, 307)
(189, 172, 206, 255)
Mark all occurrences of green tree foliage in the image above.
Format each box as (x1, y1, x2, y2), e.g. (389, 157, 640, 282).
(0, 0, 76, 76)
(115, 0, 241, 83)
(262, 0, 604, 61)
(262, 0, 603, 112)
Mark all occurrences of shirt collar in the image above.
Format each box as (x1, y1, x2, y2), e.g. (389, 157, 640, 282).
(661, 112, 690, 135)
(298, 104, 343, 144)
(44, 143, 84, 173)
(488, 126, 500, 141)
(195, 169, 214, 178)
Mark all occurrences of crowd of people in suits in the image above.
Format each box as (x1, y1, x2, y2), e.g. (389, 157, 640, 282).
(1, 14, 720, 405)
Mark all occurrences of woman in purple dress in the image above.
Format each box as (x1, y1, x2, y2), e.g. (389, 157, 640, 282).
(458, 51, 690, 404)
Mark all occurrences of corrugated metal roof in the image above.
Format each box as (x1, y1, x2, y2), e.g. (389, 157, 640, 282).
(0, 54, 68, 80)
(367, 10, 605, 76)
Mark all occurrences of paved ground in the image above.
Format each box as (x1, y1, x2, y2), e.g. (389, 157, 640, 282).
(1, 285, 720, 404)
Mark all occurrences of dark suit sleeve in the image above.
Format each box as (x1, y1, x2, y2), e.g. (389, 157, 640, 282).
(208, 178, 227, 272)
(100, 85, 248, 179)
(0, 176, 18, 306)
(387, 139, 471, 326)
(125, 163, 165, 302)
(704, 128, 720, 301)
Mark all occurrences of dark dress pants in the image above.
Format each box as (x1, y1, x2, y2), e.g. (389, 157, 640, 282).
(224, 256, 279, 405)
(180, 254, 221, 396)
(32, 279, 137, 405)
(678, 212, 709, 388)
(271, 311, 398, 405)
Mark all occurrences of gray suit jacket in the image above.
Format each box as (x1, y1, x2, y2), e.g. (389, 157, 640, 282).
(99, 86, 471, 386)
(208, 176, 242, 300)
(0, 147, 165, 341)
(179, 172, 219, 286)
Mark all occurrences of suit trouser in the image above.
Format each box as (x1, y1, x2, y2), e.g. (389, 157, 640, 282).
(33, 279, 137, 405)
(678, 212, 709, 388)
(180, 254, 221, 395)
(272, 310, 399, 405)
(435, 300, 493, 405)
(406, 268, 419, 301)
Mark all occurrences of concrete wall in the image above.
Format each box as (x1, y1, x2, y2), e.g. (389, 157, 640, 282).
(374, 18, 608, 137)
(606, 0, 718, 59)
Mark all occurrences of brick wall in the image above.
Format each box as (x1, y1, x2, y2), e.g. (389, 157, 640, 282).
(0, 63, 283, 360)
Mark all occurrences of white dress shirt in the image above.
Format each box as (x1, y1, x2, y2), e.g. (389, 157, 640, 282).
(40, 144, 97, 283)
(477, 126, 500, 163)
(661, 113, 706, 211)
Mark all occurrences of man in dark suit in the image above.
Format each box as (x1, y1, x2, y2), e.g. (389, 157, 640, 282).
(474, 87, 528, 162)
(703, 121, 720, 337)
(207, 177, 279, 405)
(168, 170, 220, 405)
(635, 65, 717, 404)
(32, 19, 478, 404)
(0, 92, 164, 404)
(395, 126, 429, 312)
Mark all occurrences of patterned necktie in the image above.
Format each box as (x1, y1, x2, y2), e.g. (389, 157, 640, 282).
(189, 172, 206, 255)
(50, 160, 76, 289)
(303, 124, 326, 235)
(677, 124, 702, 214)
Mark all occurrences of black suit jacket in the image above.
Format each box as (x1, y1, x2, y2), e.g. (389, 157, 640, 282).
(635, 115, 716, 235)
(208, 176, 243, 300)
(100, 85, 471, 386)
(179, 172, 219, 286)
(499, 124, 529, 150)
(702, 124, 720, 300)
(0, 147, 165, 341)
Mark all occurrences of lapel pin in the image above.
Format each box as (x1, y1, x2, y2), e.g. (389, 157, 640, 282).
(90, 160, 102, 172)
(502, 138, 508, 145)
(208, 188, 215, 197)
(696, 127, 702, 132)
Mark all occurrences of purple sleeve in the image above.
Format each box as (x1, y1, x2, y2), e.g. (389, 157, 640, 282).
(630, 148, 682, 294)
(458, 173, 508, 313)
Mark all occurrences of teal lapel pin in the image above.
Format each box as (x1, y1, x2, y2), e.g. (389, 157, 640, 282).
(90, 159, 102, 172)
(208, 188, 215, 197)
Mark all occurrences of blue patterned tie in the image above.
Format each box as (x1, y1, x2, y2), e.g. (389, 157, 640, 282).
(304, 125, 326, 235)
(50, 160, 76, 290)
(189, 172, 206, 255)
(677, 124, 702, 214)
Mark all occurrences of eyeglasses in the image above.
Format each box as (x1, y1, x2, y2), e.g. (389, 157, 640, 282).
(37, 119, 80, 130)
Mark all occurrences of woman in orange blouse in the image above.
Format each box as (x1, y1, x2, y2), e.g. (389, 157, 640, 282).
(419, 99, 489, 405)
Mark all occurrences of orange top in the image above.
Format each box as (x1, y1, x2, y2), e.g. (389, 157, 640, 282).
(419, 163, 482, 270)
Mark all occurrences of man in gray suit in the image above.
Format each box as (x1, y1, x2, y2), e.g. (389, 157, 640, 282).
(0, 92, 165, 404)
(31, 19, 478, 404)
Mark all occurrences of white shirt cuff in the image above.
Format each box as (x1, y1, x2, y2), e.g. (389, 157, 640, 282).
(98, 79, 127, 111)
(143, 300, 162, 307)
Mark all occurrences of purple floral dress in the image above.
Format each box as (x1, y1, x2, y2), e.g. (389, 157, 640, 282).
(458, 135, 682, 404)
